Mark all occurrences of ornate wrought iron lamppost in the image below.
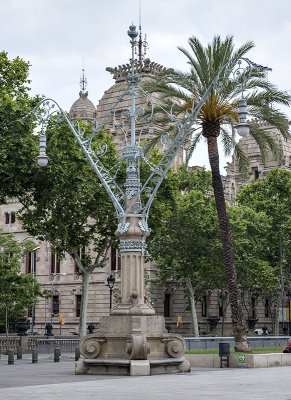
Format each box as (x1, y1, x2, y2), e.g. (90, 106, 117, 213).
(233, 59, 271, 137)
(26, 24, 270, 376)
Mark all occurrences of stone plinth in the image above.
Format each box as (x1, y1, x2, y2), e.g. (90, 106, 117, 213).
(75, 315, 190, 376)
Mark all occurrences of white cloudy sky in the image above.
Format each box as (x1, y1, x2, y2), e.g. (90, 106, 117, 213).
(1, 0, 290, 173)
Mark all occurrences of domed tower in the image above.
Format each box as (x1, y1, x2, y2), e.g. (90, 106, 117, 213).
(70, 68, 96, 124)
(96, 58, 184, 168)
(96, 58, 165, 145)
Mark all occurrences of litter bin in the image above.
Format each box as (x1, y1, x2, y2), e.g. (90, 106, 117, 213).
(219, 342, 230, 368)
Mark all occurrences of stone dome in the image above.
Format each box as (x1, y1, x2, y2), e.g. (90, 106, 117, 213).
(96, 58, 183, 168)
(70, 91, 96, 124)
(96, 58, 165, 145)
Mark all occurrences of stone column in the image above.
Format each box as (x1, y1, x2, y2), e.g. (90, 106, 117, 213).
(112, 208, 154, 316)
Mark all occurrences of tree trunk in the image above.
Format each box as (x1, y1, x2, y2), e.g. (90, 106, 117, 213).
(79, 271, 90, 339)
(274, 304, 280, 336)
(278, 235, 284, 336)
(204, 125, 250, 352)
(186, 276, 199, 337)
(5, 305, 9, 339)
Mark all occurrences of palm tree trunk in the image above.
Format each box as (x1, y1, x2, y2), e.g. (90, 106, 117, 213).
(205, 129, 250, 352)
(278, 234, 284, 336)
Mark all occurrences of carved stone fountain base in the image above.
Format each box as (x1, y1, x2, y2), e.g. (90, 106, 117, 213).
(75, 315, 190, 376)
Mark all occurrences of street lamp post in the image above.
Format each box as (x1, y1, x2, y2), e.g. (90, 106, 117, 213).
(107, 274, 115, 311)
(31, 246, 40, 335)
(26, 25, 271, 375)
(287, 291, 291, 336)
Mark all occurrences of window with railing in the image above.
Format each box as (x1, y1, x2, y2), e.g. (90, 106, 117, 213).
(202, 295, 207, 317)
(52, 295, 59, 316)
(250, 297, 256, 318)
(5, 213, 9, 224)
(264, 298, 269, 318)
(25, 252, 36, 274)
(74, 247, 86, 273)
(164, 293, 171, 317)
(76, 295, 82, 317)
(4, 212, 16, 224)
(51, 251, 60, 274)
(11, 212, 16, 223)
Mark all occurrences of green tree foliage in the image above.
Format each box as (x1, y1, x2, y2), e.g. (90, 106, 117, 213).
(237, 169, 291, 332)
(228, 206, 279, 314)
(237, 169, 291, 271)
(0, 233, 42, 336)
(0, 51, 40, 202)
(148, 168, 279, 336)
(148, 168, 225, 336)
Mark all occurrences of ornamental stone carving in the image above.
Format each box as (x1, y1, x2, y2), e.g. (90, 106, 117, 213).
(126, 334, 150, 360)
(161, 335, 185, 358)
(129, 290, 141, 312)
(144, 286, 154, 310)
(119, 239, 147, 254)
(106, 59, 165, 82)
(75, 359, 89, 375)
(79, 334, 106, 359)
(177, 359, 191, 373)
(112, 286, 121, 310)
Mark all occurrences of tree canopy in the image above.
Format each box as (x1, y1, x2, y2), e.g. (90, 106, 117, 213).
(237, 168, 291, 332)
(0, 233, 42, 335)
(0, 51, 40, 202)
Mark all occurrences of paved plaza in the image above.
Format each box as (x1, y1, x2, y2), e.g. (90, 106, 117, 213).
(0, 356, 291, 400)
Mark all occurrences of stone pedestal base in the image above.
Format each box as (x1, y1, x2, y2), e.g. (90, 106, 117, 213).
(75, 356, 190, 376)
(75, 315, 190, 376)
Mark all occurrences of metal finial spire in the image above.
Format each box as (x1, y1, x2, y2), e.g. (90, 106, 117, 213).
(137, 0, 148, 61)
(80, 58, 88, 94)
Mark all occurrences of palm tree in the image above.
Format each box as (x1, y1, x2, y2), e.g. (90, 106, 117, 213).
(143, 35, 290, 351)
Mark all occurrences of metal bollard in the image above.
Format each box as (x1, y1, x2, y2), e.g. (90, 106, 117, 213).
(32, 349, 38, 363)
(8, 350, 14, 365)
(17, 346, 22, 360)
(75, 347, 80, 361)
(54, 347, 60, 362)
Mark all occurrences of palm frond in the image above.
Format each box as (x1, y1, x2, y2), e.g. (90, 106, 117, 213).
(246, 88, 291, 107)
(233, 143, 249, 177)
(250, 124, 283, 164)
(248, 105, 290, 139)
(220, 125, 236, 156)
(141, 33, 289, 164)
(185, 129, 202, 164)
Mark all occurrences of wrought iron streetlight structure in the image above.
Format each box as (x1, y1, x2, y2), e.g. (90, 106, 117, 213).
(233, 58, 271, 137)
(25, 24, 272, 374)
(107, 274, 115, 311)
